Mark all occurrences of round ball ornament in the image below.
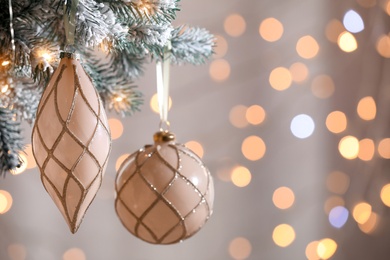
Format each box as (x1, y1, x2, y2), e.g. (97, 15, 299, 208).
(115, 131, 214, 244)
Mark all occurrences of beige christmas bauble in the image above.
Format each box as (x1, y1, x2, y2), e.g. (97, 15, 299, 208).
(32, 52, 111, 233)
(115, 131, 214, 244)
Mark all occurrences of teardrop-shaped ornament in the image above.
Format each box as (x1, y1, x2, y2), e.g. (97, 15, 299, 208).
(32, 52, 111, 233)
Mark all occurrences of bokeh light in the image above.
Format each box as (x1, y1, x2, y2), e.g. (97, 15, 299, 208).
(317, 238, 337, 259)
(185, 140, 204, 158)
(245, 105, 266, 125)
(272, 186, 295, 209)
(329, 206, 349, 228)
(259, 17, 284, 42)
(63, 248, 86, 260)
(0, 190, 13, 214)
(214, 35, 228, 59)
(216, 158, 235, 182)
(10, 154, 27, 175)
(357, 96, 376, 120)
(380, 184, 390, 207)
(224, 14, 246, 37)
(305, 241, 320, 260)
(241, 136, 266, 161)
(7, 243, 27, 260)
(296, 35, 319, 59)
(289, 62, 309, 83)
(311, 74, 335, 99)
(269, 67, 292, 91)
(272, 224, 296, 247)
(358, 212, 379, 234)
(108, 118, 124, 140)
(324, 196, 345, 214)
(353, 202, 372, 224)
(326, 171, 350, 195)
(209, 59, 231, 82)
(378, 138, 390, 159)
(338, 31, 358, 52)
(115, 154, 130, 171)
(356, 0, 376, 8)
(325, 19, 345, 43)
(228, 237, 252, 260)
(343, 10, 364, 33)
(358, 138, 375, 161)
(231, 166, 252, 187)
(338, 135, 359, 159)
(150, 93, 172, 114)
(326, 111, 347, 134)
(376, 35, 390, 58)
(290, 114, 315, 139)
(229, 105, 248, 128)
(24, 144, 36, 169)
(386, 1, 390, 15)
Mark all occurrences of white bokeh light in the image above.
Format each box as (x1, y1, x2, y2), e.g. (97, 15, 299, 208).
(343, 10, 364, 33)
(290, 114, 315, 139)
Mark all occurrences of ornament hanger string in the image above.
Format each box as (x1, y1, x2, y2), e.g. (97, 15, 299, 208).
(156, 42, 172, 131)
(64, 0, 79, 51)
(8, 0, 15, 71)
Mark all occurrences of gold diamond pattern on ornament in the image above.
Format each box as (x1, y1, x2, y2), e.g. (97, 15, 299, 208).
(115, 141, 214, 244)
(32, 60, 111, 233)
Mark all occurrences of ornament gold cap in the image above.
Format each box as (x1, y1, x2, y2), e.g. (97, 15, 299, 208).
(153, 131, 175, 143)
(60, 52, 80, 60)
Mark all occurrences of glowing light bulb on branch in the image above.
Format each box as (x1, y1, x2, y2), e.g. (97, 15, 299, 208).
(1, 60, 10, 66)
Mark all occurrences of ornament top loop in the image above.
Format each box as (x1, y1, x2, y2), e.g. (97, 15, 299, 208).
(64, 0, 79, 47)
(153, 130, 176, 143)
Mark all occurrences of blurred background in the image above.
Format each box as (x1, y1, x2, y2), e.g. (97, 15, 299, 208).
(1, 0, 390, 259)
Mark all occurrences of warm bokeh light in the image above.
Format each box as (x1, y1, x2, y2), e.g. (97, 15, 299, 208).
(338, 31, 358, 52)
(358, 212, 379, 234)
(63, 248, 86, 260)
(378, 138, 390, 159)
(108, 118, 124, 140)
(338, 135, 359, 159)
(37, 49, 53, 62)
(329, 206, 349, 228)
(326, 111, 347, 134)
(317, 238, 337, 260)
(272, 186, 295, 209)
(23, 144, 36, 169)
(325, 19, 345, 43)
(229, 105, 249, 128)
(2, 60, 10, 66)
(381, 184, 390, 207)
(245, 105, 266, 125)
(241, 135, 266, 161)
(231, 166, 252, 187)
(326, 171, 350, 195)
(214, 35, 228, 59)
(272, 224, 296, 247)
(228, 237, 252, 260)
(150, 93, 172, 114)
(356, 0, 376, 8)
(289, 62, 309, 83)
(0, 190, 13, 214)
(269, 67, 292, 91)
(358, 138, 375, 161)
(305, 241, 320, 260)
(290, 114, 315, 139)
(259, 17, 284, 42)
(296, 35, 319, 59)
(376, 35, 390, 58)
(224, 14, 246, 37)
(7, 243, 27, 260)
(353, 202, 372, 224)
(311, 74, 335, 99)
(324, 196, 345, 214)
(209, 59, 231, 82)
(343, 10, 364, 33)
(10, 154, 27, 175)
(386, 1, 390, 15)
(185, 140, 204, 158)
(115, 154, 130, 171)
(357, 96, 376, 120)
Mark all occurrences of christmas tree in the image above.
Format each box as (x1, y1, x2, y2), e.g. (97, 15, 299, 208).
(0, 0, 214, 176)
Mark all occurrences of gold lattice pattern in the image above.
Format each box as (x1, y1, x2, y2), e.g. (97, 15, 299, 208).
(32, 59, 111, 233)
(115, 142, 214, 244)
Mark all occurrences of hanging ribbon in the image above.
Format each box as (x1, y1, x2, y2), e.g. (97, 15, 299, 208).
(156, 42, 172, 131)
(64, 0, 79, 49)
(8, 0, 15, 70)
